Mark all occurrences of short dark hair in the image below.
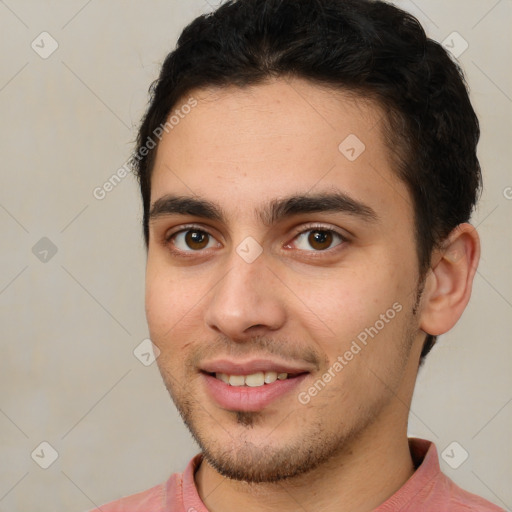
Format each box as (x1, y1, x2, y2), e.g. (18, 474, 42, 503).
(133, 0, 481, 360)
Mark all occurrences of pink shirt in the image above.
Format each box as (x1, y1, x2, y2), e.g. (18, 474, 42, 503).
(92, 438, 503, 511)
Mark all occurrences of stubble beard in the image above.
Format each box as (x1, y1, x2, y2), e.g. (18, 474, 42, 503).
(158, 365, 375, 484)
(155, 303, 420, 484)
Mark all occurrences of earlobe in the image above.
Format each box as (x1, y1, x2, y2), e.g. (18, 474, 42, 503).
(419, 223, 480, 336)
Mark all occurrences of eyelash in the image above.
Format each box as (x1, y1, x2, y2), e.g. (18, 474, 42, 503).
(164, 223, 348, 257)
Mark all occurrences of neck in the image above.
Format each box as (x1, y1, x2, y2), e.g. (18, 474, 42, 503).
(195, 419, 415, 512)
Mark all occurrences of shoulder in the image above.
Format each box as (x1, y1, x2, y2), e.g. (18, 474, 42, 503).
(378, 439, 505, 511)
(437, 472, 505, 511)
(87, 474, 178, 512)
(85, 453, 202, 512)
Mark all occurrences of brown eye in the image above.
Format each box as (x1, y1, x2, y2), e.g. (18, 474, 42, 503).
(308, 230, 333, 251)
(292, 228, 344, 252)
(185, 230, 209, 250)
(169, 229, 218, 252)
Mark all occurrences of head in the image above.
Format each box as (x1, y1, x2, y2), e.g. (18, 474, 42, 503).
(135, 0, 481, 483)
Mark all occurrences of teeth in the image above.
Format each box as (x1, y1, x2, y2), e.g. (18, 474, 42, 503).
(215, 371, 289, 387)
(245, 372, 264, 387)
(228, 374, 245, 386)
(217, 373, 229, 384)
(264, 371, 278, 384)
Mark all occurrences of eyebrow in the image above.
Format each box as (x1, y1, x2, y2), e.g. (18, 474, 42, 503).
(148, 191, 378, 226)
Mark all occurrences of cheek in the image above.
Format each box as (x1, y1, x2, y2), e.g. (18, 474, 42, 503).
(298, 267, 395, 326)
(145, 261, 213, 350)
(295, 260, 414, 359)
(145, 264, 185, 337)
(145, 270, 170, 336)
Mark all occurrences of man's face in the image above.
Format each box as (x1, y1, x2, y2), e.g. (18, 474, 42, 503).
(145, 78, 425, 482)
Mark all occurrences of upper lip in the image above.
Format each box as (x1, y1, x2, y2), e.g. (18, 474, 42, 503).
(200, 358, 313, 376)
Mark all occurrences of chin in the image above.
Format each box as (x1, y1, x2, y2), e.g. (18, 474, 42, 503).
(183, 409, 352, 483)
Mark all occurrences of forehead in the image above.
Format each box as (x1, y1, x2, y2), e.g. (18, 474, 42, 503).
(150, 77, 411, 224)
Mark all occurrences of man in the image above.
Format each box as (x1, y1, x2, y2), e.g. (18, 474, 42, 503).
(95, 0, 503, 510)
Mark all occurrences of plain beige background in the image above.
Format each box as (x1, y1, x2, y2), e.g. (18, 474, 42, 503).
(0, 1, 511, 511)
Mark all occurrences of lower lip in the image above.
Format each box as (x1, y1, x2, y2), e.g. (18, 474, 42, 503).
(201, 372, 308, 412)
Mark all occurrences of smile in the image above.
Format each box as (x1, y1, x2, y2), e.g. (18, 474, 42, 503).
(213, 371, 291, 387)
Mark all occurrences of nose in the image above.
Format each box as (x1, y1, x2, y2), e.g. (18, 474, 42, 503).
(204, 249, 287, 341)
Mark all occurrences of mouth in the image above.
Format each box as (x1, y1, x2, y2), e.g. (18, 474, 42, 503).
(203, 370, 307, 387)
(199, 359, 312, 412)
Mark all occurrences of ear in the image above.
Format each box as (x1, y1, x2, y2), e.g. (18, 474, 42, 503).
(419, 223, 480, 336)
